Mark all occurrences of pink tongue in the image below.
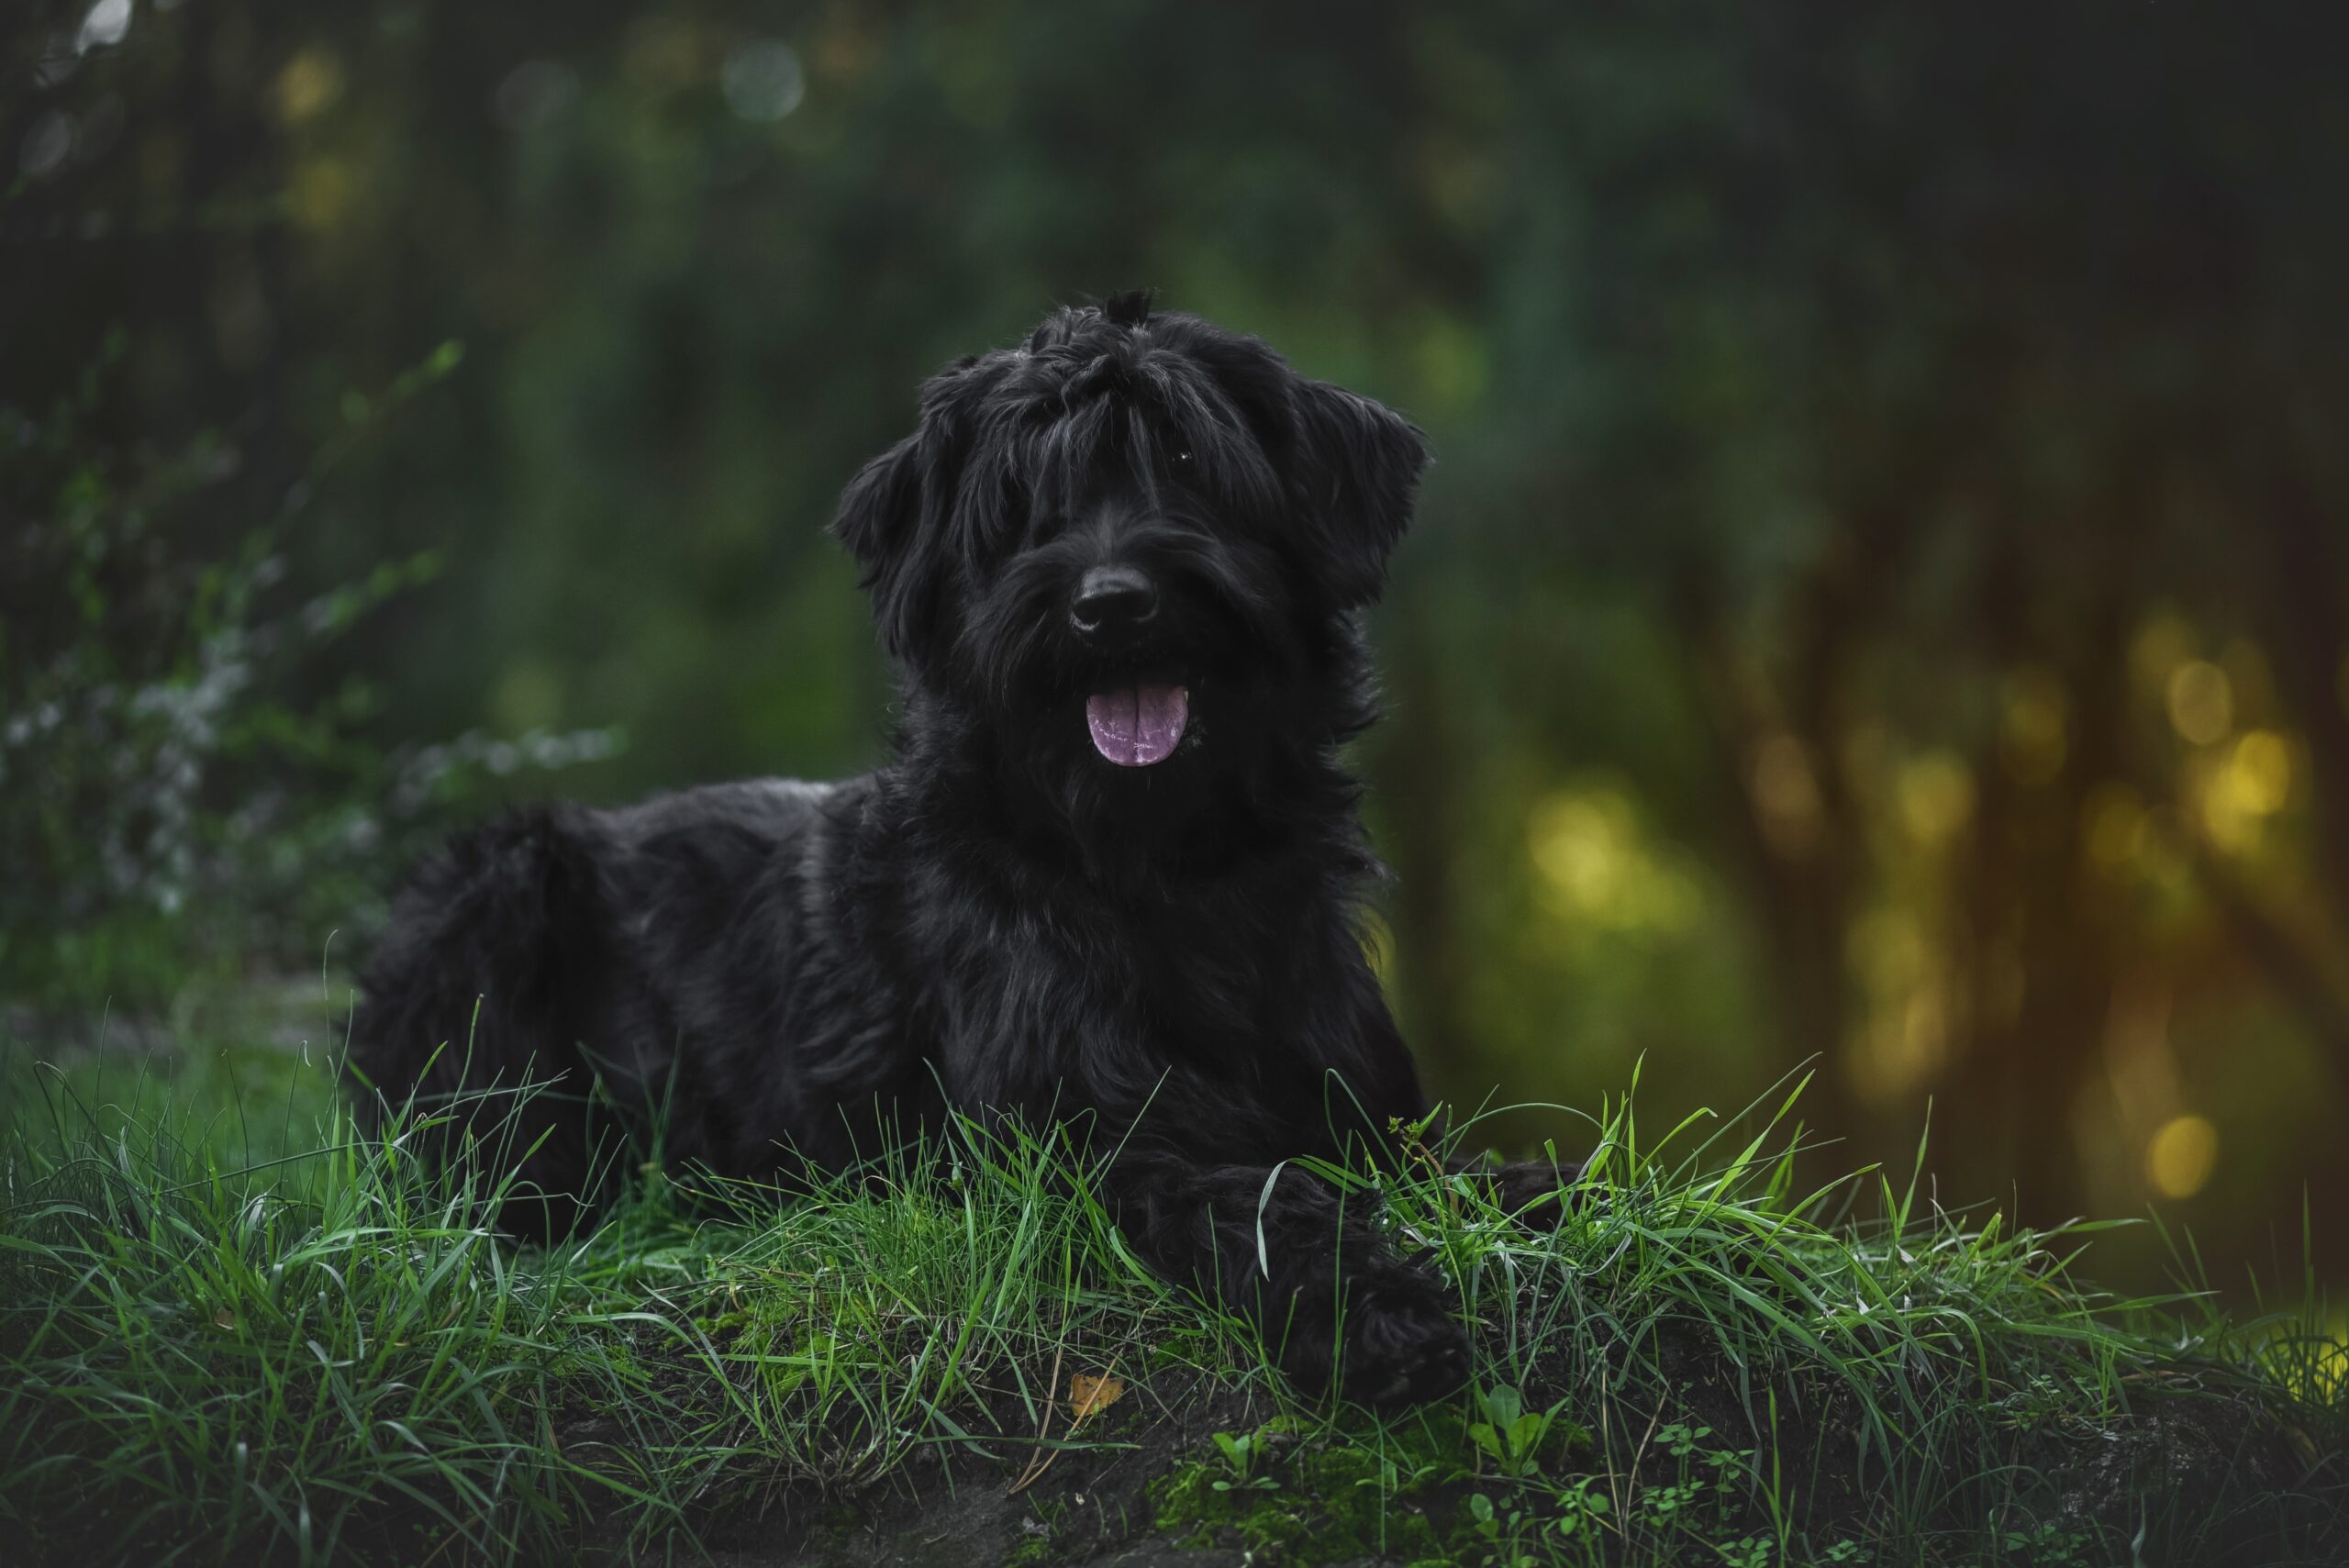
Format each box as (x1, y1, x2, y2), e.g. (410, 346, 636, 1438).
(1085, 684, 1189, 767)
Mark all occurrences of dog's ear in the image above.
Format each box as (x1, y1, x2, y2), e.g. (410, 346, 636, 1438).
(830, 430, 944, 665)
(833, 365, 983, 665)
(1286, 379, 1430, 608)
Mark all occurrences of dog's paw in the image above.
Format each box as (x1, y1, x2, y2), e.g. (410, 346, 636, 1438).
(1495, 1157, 1583, 1229)
(1339, 1273, 1471, 1409)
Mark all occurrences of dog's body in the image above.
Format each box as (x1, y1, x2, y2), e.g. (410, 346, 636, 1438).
(352, 295, 1546, 1404)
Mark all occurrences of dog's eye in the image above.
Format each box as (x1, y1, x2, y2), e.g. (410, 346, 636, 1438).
(1173, 448, 1194, 467)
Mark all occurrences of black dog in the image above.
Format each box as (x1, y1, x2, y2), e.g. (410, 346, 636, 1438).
(351, 294, 1564, 1406)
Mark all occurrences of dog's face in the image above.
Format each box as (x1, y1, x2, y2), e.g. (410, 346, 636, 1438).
(832, 295, 1427, 831)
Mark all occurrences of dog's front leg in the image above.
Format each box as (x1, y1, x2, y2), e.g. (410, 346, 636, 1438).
(1104, 1143, 1470, 1407)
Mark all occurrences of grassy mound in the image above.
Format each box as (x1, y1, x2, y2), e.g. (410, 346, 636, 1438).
(1, 1041, 2341, 1566)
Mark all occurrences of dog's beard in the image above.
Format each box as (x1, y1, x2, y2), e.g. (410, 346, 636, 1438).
(1084, 682, 1189, 767)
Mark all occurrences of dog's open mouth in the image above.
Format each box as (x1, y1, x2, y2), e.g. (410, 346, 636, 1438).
(1085, 683, 1189, 767)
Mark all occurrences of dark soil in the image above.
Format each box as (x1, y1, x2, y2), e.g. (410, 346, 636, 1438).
(580, 1324, 2347, 1568)
(622, 1369, 1274, 1568)
(14, 1345, 2340, 1567)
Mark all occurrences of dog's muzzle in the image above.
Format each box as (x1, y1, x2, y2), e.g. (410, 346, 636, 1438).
(1070, 567, 1188, 767)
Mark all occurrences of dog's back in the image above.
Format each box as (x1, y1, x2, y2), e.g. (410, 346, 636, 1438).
(346, 776, 878, 1236)
(347, 804, 622, 1236)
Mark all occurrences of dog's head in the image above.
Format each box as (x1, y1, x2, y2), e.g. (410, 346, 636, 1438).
(832, 293, 1427, 832)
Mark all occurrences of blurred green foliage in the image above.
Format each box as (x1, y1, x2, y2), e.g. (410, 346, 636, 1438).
(5, 2, 2347, 1291)
(0, 331, 615, 1011)
(0, 331, 407, 1007)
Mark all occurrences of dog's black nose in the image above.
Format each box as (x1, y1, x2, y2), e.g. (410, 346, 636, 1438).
(1072, 566, 1159, 637)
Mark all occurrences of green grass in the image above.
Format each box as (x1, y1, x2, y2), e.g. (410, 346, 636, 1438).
(2, 1034, 2342, 1567)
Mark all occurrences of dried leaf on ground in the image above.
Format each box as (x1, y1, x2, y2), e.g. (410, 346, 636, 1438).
(1068, 1372, 1125, 1424)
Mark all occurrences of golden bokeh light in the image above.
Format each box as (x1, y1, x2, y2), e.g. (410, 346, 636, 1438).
(2165, 661, 2233, 746)
(2200, 729, 2294, 851)
(1897, 751, 1976, 844)
(1846, 907, 1954, 1101)
(2221, 730, 2292, 815)
(275, 50, 346, 126)
(2144, 1114, 2219, 1199)
(1527, 787, 1699, 934)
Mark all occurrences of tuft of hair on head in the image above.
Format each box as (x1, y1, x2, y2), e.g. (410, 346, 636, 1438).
(1100, 289, 1155, 328)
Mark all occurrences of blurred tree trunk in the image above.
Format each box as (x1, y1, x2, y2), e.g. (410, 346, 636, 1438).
(2260, 477, 2349, 941)
(2199, 470, 2349, 1064)
(1675, 562, 1864, 1159)
(1941, 539, 2132, 1228)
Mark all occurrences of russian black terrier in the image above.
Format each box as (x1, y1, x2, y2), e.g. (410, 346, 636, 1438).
(351, 294, 1566, 1406)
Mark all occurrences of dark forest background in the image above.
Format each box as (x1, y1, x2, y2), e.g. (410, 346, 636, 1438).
(6, 1, 2348, 1299)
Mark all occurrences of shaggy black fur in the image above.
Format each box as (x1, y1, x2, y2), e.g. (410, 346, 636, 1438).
(350, 295, 1565, 1406)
